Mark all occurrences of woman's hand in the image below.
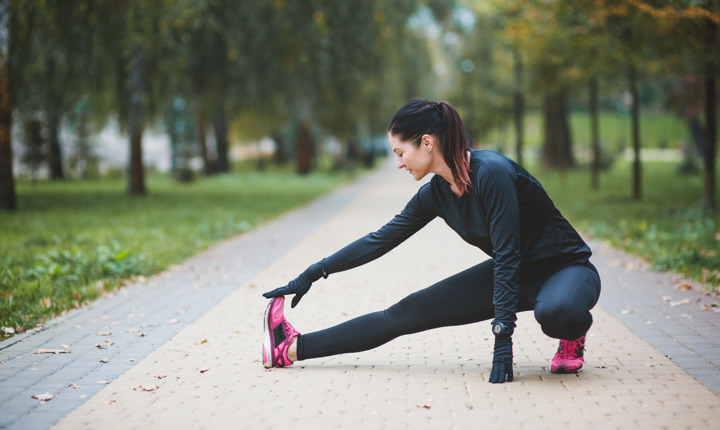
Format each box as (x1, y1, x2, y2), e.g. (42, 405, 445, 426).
(263, 262, 324, 308)
(489, 336, 513, 383)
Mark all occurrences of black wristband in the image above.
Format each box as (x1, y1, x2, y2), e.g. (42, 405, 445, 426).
(492, 322, 514, 337)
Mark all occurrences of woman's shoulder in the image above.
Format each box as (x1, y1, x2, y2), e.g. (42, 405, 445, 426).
(470, 149, 516, 178)
(404, 180, 438, 214)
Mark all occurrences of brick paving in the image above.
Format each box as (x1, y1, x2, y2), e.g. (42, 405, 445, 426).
(2, 158, 719, 429)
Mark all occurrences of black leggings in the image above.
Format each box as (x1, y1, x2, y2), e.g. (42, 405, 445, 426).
(296, 260, 601, 361)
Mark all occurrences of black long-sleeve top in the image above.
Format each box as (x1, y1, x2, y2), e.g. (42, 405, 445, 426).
(321, 149, 592, 324)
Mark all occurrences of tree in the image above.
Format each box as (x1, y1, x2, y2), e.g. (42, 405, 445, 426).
(549, 0, 629, 189)
(88, 1, 170, 195)
(618, 0, 719, 208)
(10, 1, 100, 182)
(440, 3, 513, 151)
(496, 0, 582, 169)
(0, 0, 14, 211)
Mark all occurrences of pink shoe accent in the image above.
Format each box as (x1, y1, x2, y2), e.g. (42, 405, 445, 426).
(262, 297, 300, 368)
(551, 335, 586, 374)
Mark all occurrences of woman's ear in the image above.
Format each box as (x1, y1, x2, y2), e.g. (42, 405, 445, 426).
(421, 134, 434, 152)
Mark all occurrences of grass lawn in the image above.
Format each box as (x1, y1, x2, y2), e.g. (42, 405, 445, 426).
(534, 159, 720, 292)
(0, 164, 360, 335)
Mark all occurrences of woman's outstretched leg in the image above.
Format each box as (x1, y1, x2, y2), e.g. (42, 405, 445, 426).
(296, 260, 497, 361)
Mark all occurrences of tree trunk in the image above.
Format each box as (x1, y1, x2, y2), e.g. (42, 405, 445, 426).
(629, 63, 641, 200)
(542, 89, 573, 169)
(128, 41, 145, 195)
(0, 0, 15, 210)
(589, 77, 601, 190)
(702, 18, 717, 213)
(46, 111, 64, 180)
(44, 51, 63, 180)
(703, 73, 717, 212)
(513, 49, 524, 166)
(212, 103, 229, 173)
(196, 111, 212, 175)
(296, 118, 312, 175)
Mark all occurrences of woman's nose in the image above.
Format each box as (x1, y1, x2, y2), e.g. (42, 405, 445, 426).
(397, 158, 405, 169)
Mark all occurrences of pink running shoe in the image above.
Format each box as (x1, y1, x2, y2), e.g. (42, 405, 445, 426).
(262, 297, 299, 368)
(551, 335, 586, 374)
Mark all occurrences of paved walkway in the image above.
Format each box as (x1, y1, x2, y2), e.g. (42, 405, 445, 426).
(1, 158, 719, 429)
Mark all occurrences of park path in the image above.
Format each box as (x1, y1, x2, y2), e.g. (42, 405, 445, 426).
(2, 157, 719, 429)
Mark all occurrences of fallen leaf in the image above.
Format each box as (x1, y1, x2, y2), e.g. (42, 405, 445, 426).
(35, 349, 71, 354)
(102, 399, 117, 405)
(68, 383, 78, 389)
(199, 367, 210, 374)
(99, 358, 109, 363)
(1, 327, 15, 334)
(134, 385, 159, 392)
(195, 339, 208, 345)
(416, 404, 431, 409)
(95, 340, 115, 349)
(166, 319, 180, 324)
(96, 332, 112, 336)
(154, 375, 167, 380)
(126, 328, 141, 333)
(670, 298, 691, 307)
(136, 332, 147, 337)
(61, 344, 70, 349)
(621, 309, 633, 315)
(32, 392, 54, 401)
(675, 283, 693, 291)
(661, 296, 673, 302)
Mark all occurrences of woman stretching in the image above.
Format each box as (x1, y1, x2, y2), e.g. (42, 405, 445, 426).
(262, 99, 601, 383)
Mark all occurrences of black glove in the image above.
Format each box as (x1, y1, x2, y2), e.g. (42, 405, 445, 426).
(489, 336, 513, 383)
(262, 261, 325, 308)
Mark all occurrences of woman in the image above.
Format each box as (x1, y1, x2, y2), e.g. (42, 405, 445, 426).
(262, 99, 601, 383)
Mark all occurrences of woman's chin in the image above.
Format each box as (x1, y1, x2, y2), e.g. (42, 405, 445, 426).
(411, 172, 426, 181)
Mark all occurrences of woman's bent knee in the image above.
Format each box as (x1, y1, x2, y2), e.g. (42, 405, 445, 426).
(534, 301, 593, 340)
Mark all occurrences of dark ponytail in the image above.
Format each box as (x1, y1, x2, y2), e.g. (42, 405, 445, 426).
(387, 99, 471, 194)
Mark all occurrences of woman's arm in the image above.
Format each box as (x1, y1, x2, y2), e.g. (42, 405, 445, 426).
(323, 185, 437, 274)
(477, 161, 522, 384)
(263, 184, 438, 306)
(477, 163, 522, 326)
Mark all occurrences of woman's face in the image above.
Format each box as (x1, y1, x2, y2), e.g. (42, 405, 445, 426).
(388, 133, 434, 181)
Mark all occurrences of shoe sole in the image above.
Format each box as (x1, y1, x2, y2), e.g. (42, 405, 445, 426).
(262, 299, 275, 368)
(551, 365, 583, 374)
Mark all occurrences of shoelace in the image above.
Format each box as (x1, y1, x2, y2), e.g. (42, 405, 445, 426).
(281, 320, 294, 339)
(558, 338, 584, 359)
